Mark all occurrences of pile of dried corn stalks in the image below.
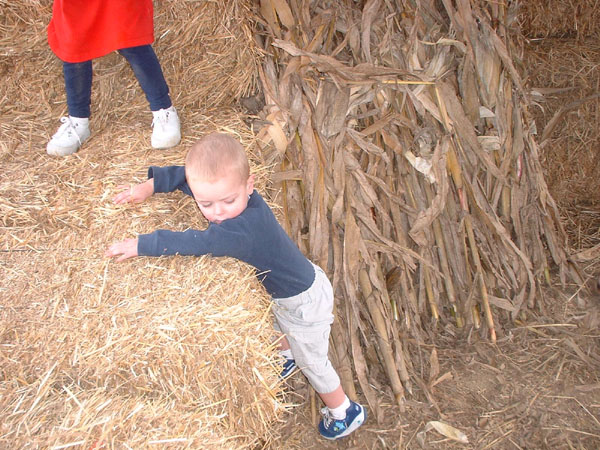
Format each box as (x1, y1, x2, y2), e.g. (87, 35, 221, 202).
(253, 0, 579, 419)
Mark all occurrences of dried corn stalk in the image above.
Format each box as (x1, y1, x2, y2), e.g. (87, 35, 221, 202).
(253, 0, 577, 420)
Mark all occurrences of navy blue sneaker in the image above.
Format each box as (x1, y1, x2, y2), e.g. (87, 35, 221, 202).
(280, 357, 297, 380)
(318, 400, 366, 440)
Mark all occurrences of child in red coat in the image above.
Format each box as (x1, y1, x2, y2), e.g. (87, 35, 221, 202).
(46, 0, 180, 156)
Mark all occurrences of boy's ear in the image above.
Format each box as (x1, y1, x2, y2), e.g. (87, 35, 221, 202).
(246, 174, 255, 195)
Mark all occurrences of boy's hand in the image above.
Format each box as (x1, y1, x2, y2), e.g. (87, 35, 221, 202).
(105, 238, 139, 262)
(113, 179, 154, 204)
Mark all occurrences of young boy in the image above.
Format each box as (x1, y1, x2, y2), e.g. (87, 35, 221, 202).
(105, 132, 366, 440)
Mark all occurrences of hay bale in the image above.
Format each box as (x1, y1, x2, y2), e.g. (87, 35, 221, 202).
(526, 38, 600, 210)
(0, 0, 285, 448)
(0, 253, 282, 448)
(525, 37, 600, 277)
(519, 0, 600, 39)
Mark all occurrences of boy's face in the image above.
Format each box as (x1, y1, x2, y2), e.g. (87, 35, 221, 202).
(188, 172, 254, 224)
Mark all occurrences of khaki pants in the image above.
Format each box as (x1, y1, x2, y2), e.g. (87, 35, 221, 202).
(272, 264, 341, 394)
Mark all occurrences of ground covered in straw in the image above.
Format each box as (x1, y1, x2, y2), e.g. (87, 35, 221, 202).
(278, 283, 600, 449)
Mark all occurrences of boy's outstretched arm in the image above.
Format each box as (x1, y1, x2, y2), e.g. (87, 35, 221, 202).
(105, 238, 139, 262)
(148, 166, 193, 196)
(113, 178, 154, 204)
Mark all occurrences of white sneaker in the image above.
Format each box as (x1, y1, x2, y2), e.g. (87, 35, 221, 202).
(151, 106, 181, 149)
(46, 116, 91, 156)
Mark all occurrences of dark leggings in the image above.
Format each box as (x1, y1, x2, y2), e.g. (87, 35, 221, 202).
(63, 44, 171, 118)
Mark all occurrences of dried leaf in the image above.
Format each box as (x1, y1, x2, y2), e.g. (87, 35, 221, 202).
(263, 112, 289, 154)
(408, 139, 449, 247)
(360, 0, 381, 63)
(259, 0, 281, 38)
(428, 347, 439, 384)
(268, 0, 294, 29)
(424, 420, 469, 443)
(315, 81, 350, 138)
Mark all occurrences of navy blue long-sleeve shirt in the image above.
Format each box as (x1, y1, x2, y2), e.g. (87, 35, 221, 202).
(137, 166, 315, 298)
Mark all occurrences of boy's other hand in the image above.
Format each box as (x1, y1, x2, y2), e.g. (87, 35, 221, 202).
(113, 179, 154, 204)
(105, 238, 139, 262)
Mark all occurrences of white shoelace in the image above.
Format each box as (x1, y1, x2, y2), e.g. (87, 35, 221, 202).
(152, 110, 171, 130)
(321, 407, 334, 427)
(54, 117, 82, 143)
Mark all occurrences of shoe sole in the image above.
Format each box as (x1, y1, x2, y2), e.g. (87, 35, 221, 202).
(151, 133, 181, 149)
(322, 407, 366, 440)
(46, 129, 90, 156)
(47, 144, 80, 156)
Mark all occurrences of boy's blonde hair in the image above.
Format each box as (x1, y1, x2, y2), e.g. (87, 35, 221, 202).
(185, 133, 249, 183)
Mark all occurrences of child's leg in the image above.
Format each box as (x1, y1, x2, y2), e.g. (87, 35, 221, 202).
(318, 384, 346, 409)
(278, 334, 291, 351)
(273, 329, 296, 379)
(63, 60, 93, 118)
(272, 265, 341, 394)
(272, 265, 366, 439)
(47, 61, 92, 156)
(118, 44, 171, 111)
(284, 329, 366, 440)
(119, 44, 180, 149)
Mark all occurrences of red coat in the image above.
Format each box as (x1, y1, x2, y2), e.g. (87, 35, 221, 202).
(47, 0, 155, 63)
